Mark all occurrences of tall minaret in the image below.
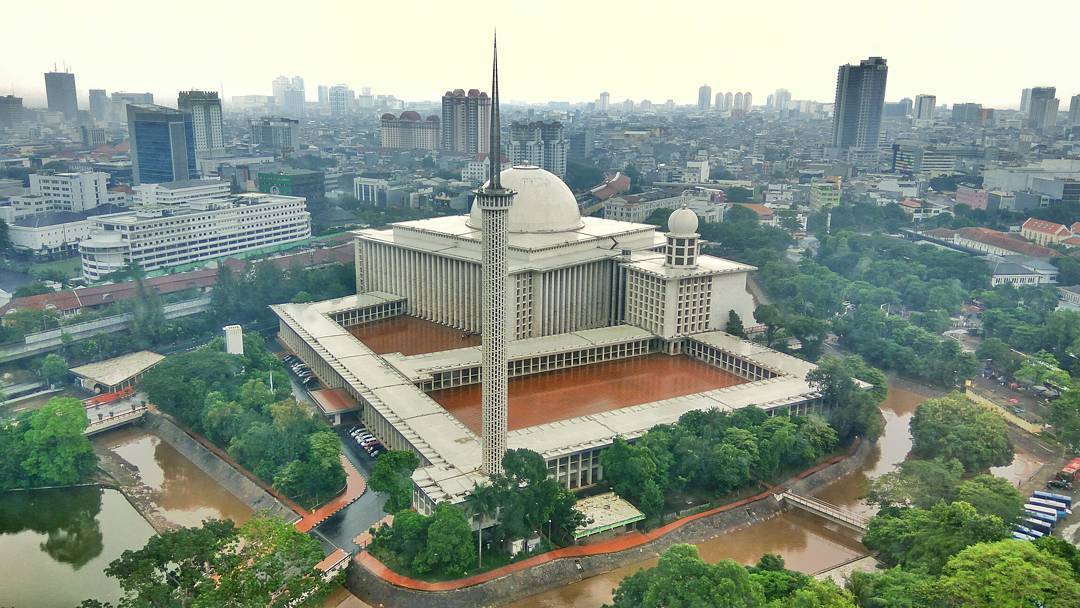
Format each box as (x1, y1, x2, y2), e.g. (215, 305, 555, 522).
(476, 35, 514, 476)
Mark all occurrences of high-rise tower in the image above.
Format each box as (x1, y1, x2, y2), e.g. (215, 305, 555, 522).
(475, 35, 515, 477)
(831, 57, 888, 164)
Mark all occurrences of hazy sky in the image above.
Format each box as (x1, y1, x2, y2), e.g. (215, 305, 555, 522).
(3, 0, 1078, 110)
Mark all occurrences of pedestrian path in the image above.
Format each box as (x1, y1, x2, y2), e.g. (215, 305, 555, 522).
(296, 454, 367, 532)
(965, 388, 1042, 434)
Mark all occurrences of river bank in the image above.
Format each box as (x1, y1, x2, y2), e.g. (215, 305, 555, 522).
(346, 438, 876, 608)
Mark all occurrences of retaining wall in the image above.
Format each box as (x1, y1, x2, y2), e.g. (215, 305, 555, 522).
(347, 438, 875, 608)
(143, 412, 295, 520)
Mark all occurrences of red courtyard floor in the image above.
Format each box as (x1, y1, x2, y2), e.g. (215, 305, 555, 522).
(429, 354, 746, 434)
(348, 316, 480, 356)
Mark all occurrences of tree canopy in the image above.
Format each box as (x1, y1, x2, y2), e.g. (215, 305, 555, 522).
(0, 397, 96, 490)
(908, 393, 1013, 474)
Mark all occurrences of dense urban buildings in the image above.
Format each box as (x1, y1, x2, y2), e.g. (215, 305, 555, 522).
(257, 168, 326, 202)
(29, 172, 110, 212)
(272, 75, 306, 117)
(913, 93, 936, 120)
(126, 104, 198, 184)
(506, 120, 569, 177)
(441, 88, 491, 154)
(43, 70, 78, 120)
(378, 111, 440, 151)
(0, 95, 23, 128)
(1027, 86, 1059, 133)
(831, 56, 888, 164)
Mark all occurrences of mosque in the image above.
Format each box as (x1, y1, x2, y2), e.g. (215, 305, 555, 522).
(272, 45, 825, 513)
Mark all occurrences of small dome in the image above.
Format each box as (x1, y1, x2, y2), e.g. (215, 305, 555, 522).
(399, 110, 421, 121)
(380, 113, 396, 120)
(668, 206, 699, 236)
(468, 166, 583, 234)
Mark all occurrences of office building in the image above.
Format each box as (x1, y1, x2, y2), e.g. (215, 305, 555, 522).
(0, 95, 23, 128)
(1070, 94, 1080, 126)
(328, 84, 354, 117)
(80, 126, 107, 147)
(110, 92, 154, 123)
(273, 75, 305, 117)
(1021, 88, 1032, 113)
(126, 104, 198, 185)
(379, 112, 440, 151)
(178, 90, 225, 158)
(317, 85, 329, 106)
(831, 57, 888, 163)
(353, 174, 392, 205)
(30, 172, 111, 212)
(697, 85, 712, 111)
(132, 179, 231, 207)
(598, 91, 610, 112)
(809, 178, 842, 209)
(250, 116, 300, 153)
(88, 89, 109, 123)
(733, 92, 743, 112)
(506, 120, 569, 178)
(951, 102, 983, 125)
(1028, 87, 1059, 133)
(441, 88, 491, 154)
(772, 88, 791, 111)
(44, 70, 78, 120)
(79, 191, 310, 280)
(913, 94, 936, 121)
(257, 169, 326, 202)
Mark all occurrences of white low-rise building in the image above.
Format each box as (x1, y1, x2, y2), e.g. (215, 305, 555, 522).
(29, 172, 110, 212)
(79, 192, 310, 280)
(603, 189, 724, 224)
(132, 178, 231, 207)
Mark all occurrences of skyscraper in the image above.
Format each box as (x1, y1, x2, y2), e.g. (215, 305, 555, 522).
(272, 75, 305, 117)
(598, 91, 610, 112)
(724, 92, 733, 111)
(328, 85, 354, 117)
(1028, 86, 1059, 133)
(0, 95, 23, 128)
(110, 91, 154, 123)
(126, 104, 197, 184)
(697, 85, 712, 111)
(250, 116, 300, 153)
(507, 120, 569, 177)
(773, 88, 791, 111)
(714, 92, 724, 109)
(178, 90, 225, 158)
(1020, 88, 1032, 113)
(914, 94, 936, 120)
(44, 70, 78, 120)
(475, 37, 513, 476)
(89, 89, 109, 123)
(441, 88, 491, 154)
(831, 57, 888, 163)
(743, 92, 753, 110)
(1069, 94, 1080, 127)
(317, 85, 329, 106)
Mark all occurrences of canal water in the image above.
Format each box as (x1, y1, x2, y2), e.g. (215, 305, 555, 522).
(0, 427, 254, 606)
(508, 382, 939, 608)
(102, 427, 253, 528)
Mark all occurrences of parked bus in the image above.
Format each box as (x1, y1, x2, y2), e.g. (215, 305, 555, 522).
(1024, 509, 1057, 526)
(1014, 524, 1044, 538)
(1024, 503, 1060, 521)
(1032, 491, 1072, 508)
(1012, 530, 1036, 541)
(1028, 497, 1071, 515)
(1023, 518, 1053, 535)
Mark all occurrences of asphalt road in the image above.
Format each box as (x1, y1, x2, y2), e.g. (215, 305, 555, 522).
(312, 431, 388, 552)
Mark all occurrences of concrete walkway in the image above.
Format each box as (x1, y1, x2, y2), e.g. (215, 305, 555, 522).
(965, 388, 1043, 434)
(296, 454, 367, 533)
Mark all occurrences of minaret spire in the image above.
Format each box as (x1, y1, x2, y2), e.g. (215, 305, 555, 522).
(488, 32, 502, 188)
(475, 30, 514, 477)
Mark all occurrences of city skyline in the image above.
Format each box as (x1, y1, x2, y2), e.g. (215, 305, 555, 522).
(3, 0, 1080, 109)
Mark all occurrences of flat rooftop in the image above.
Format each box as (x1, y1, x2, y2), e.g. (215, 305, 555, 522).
(429, 353, 747, 434)
(70, 350, 164, 387)
(348, 316, 480, 356)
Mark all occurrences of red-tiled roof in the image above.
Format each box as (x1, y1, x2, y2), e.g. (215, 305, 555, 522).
(1022, 217, 1070, 236)
(956, 227, 1059, 258)
(923, 228, 958, 239)
(736, 203, 775, 219)
(589, 172, 631, 200)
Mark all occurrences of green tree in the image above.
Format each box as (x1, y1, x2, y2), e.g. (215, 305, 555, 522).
(1049, 388, 1080, 451)
(909, 393, 1013, 473)
(1015, 351, 1071, 390)
(130, 278, 166, 348)
(412, 503, 476, 577)
(600, 437, 666, 521)
(975, 337, 1021, 375)
(39, 353, 69, 386)
(808, 356, 886, 442)
(954, 475, 1024, 521)
(868, 458, 964, 510)
(610, 544, 766, 608)
(14, 282, 53, 297)
(726, 310, 746, 336)
(937, 540, 1080, 608)
(863, 501, 1008, 574)
(465, 482, 501, 568)
(754, 304, 784, 347)
(20, 397, 97, 487)
(369, 450, 420, 513)
(847, 567, 938, 608)
(96, 516, 337, 608)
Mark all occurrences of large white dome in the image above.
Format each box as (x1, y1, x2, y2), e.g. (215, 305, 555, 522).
(468, 166, 584, 233)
